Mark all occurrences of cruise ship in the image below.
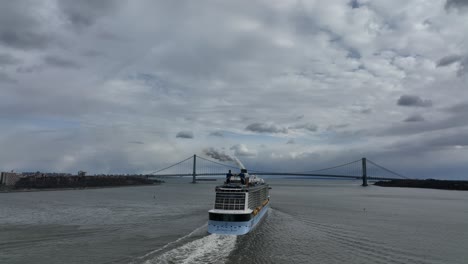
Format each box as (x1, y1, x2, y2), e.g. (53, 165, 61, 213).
(208, 168, 270, 235)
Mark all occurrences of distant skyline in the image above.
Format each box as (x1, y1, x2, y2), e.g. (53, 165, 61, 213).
(1, 0, 468, 179)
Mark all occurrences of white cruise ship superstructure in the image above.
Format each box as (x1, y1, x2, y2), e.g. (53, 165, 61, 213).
(208, 169, 270, 235)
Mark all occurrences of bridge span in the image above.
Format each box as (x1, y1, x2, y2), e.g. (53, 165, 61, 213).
(149, 155, 407, 186)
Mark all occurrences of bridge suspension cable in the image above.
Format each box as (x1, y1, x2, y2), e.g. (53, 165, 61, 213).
(291, 158, 362, 174)
(366, 159, 408, 179)
(149, 154, 409, 182)
(150, 155, 194, 174)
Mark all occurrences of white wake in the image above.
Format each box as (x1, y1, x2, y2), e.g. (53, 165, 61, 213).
(145, 234, 237, 264)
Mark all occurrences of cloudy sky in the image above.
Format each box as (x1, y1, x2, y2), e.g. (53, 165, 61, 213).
(1, 0, 468, 178)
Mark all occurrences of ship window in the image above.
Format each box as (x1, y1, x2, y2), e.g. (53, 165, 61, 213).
(214, 192, 245, 210)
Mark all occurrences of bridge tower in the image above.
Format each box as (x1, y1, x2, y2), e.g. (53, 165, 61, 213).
(192, 154, 197, 183)
(362, 157, 368, 186)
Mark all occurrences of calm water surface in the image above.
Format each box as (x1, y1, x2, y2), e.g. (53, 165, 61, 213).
(1, 179, 467, 263)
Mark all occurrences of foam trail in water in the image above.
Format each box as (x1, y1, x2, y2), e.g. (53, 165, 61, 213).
(135, 224, 208, 262)
(145, 234, 237, 264)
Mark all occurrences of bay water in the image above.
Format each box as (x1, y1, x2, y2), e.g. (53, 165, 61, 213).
(1, 179, 467, 263)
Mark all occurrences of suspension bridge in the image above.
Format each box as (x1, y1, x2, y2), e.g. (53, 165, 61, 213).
(149, 155, 408, 186)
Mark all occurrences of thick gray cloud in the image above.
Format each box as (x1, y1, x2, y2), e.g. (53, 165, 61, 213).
(437, 54, 462, 67)
(327, 124, 350, 131)
(397, 95, 433, 107)
(404, 114, 425, 122)
(290, 123, 318, 132)
(58, 0, 119, 29)
(445, 102, 468, 113)
(427, 132, 468, 148)
(445, 0, 468, 10)
(176, 131, 194, 139)
(389, 128, 468, 156)
(16, 65, 42, 74)
(128, 141, 144, 145)
(436, 54, 468, 76)
(349, 0, 361, 9)
(0, 72, 17, 83)
(0, 1, 467, 179)
(0, 1, 52, 50)
(377, 102, 468, 136)
(0, 54, 20, 65)
(360, 108, 372, 114)
(44, 56, 81, 69)
(0, 31, 50, 50)
(456, 57, 468, 76)
(209, 131, 224, 137)
(246, 123, 288, 134)
(286, 139, 295, 144)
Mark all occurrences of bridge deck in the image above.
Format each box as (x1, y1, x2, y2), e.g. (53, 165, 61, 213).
(148, 173, 399, 181)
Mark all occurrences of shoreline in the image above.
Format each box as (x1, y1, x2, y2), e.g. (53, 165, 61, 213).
(374, 179, 468, 191)
(0, 183, 161, 194)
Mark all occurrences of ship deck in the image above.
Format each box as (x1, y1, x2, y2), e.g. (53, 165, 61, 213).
(216, 183, 268, 192)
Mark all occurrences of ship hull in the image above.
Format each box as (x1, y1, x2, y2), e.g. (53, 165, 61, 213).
(208, 203, 269, 235)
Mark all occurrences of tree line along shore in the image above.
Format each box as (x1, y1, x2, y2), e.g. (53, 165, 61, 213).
(374, 179, 468, 191)
(0, 172, 163, 192)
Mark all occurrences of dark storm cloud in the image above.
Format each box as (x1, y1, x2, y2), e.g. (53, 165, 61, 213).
(404, 114, 425, 122)
(437, 54, 462, 67)
(0, 54, 20, 65)
(44, 56, 81, 69)
(0, 1, 52, 50)
(397, 95, 433, 107)
(290, 123, 318, 132)
(176, 131, 194, 139)
(445, 0, 468, 10)
(203, 148, 234, 162)
(58, 0, 119, 29)
(209, 131, 224, 137)
(246, 123, 288, 134)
